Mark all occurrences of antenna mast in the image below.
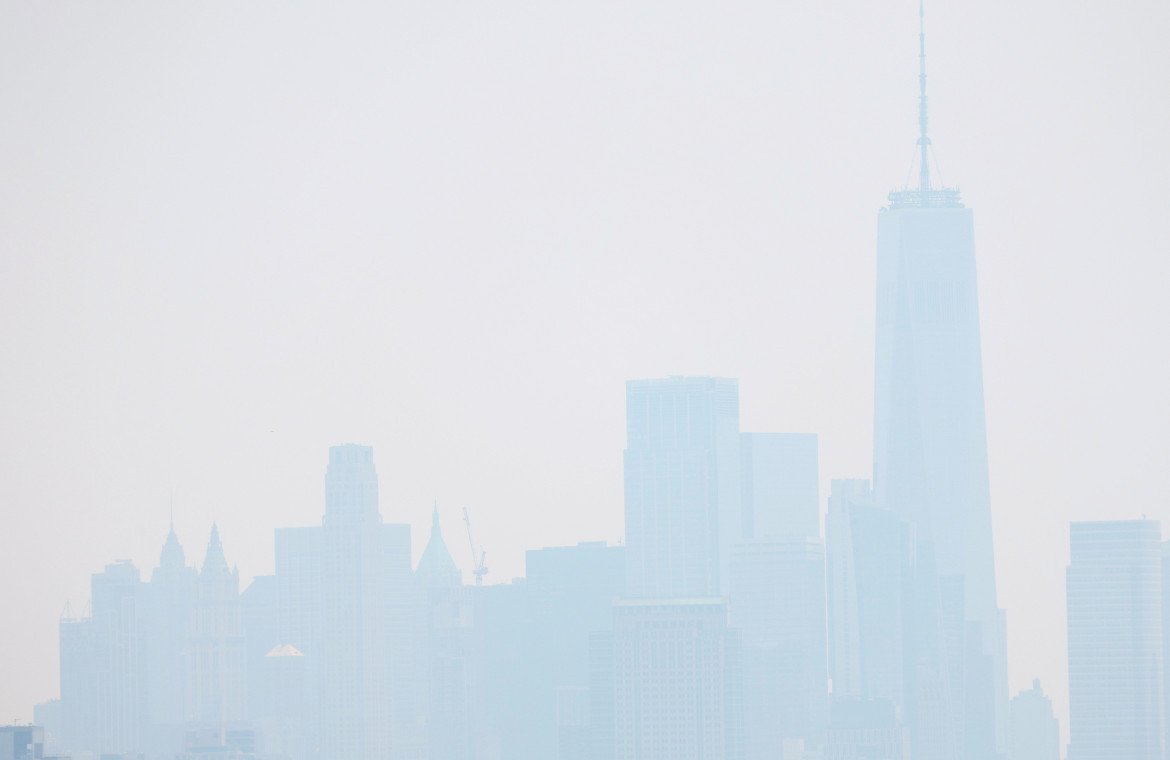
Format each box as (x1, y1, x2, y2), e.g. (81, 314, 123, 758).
(917, 0, 931, 192)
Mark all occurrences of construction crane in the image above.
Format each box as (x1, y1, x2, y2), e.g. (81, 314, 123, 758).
(462, 506, 489, 586)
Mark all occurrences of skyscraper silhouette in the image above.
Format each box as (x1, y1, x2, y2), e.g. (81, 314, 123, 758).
(144, 520, 196, 757)
(1066, 520, 1164, 760)
(871, 4, 1007, 756)
(733, 433, 827, 756)
(274, 444, 413, 760)
(187, 526, 246, 730)
(623, 377, 741, 598)
(1009, 679, 1060, 760)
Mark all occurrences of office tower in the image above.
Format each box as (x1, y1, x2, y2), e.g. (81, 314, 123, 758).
(0, 726, 47, 760)
(91, 560, 147, 756)
(242, 573, 310, 760)
(826, 480, 865, 701)
(825, 480, 955, 759)
(826, 481, 910, 708)
(241, 575, 278, 724)
(610, 599, 743, 760)
(416, 506, 480, 760)
(318, 443, 408, 760)
(273, 444, 413, 760)
(523, 542, 625, 758)
(1066, 520, 1164, 760)
(272, 522, 322, 751)
(59, 556, 159, 759)
(734, 432, 825, 755)
(1164, 539, 1170, 749)
(478, 580, 532, 758)
(187, 526, 247, 729)
(588, 629, 617, 760)
(824, 699, 910, 760)
(476, 542, 624, 760)
(32, 700, 62, 755)
(143, 522, 196, 758)
(729, 539, 828, 757)
(871, 6, 1007, 755)
(1008, 680, 1059, 760)
(556, 687, 591, 760)
(59, 600, 99, 754)
(740, 432, 818, 541)
(624, 377, 741, 598)
(255, 644, 312, 760)
(172, 527, 252, 760)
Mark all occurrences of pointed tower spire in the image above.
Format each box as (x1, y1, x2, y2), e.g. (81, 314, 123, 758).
(916, 0, 931, 192)
(201, 522, 230, 577)
(889, 0, 961, 209)
(159, 502, 186, 572)
(417, 501, 460, 587)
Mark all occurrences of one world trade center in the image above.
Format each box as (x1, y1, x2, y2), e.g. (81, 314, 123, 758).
(872, 4, 1008, 758)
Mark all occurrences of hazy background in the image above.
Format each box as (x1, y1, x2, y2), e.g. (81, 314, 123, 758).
(1, 0, 1167, 740)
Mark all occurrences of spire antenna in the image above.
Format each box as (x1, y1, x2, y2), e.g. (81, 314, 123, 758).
(917, 0, 931, 192)
(888, 0, 961, 209)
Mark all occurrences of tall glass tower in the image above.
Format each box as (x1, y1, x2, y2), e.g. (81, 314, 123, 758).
(1066, 521, 1165, 760)
(871, 4, 1007, 757)
(623, 376, 741, 599)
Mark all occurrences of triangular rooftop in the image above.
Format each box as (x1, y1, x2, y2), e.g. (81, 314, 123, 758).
(416, 504, 460, 586)
(200, 523, 231, 578)
(265, 644, 305, 658)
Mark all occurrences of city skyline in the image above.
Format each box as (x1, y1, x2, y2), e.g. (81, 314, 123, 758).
(2, 1, 1168, 752)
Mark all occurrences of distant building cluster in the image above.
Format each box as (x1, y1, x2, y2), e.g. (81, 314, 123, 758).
(14, 11, 1168, 760)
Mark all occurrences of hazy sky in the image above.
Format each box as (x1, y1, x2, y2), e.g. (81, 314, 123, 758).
(1, 0, 1167, 737)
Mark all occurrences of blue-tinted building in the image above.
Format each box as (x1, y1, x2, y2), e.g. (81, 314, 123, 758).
(1067, 520, 1164, 760)
(624, 377, 741, 598)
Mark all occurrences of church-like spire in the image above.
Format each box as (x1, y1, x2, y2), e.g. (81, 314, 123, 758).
(417, 502, 460, 587)
(159, 503, 186, 571)
(201, 523, 230, 578)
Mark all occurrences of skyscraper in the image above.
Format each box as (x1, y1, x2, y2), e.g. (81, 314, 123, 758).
(732, 433, 826, 757)
(1008, 680, 1059, 760)
(416, 506, 480, 760)
(1066, 520, 1164, 760)
(90, 560, 146, 756)
(728, 538, 828, 757)
(610, 599, 743, 760)
(871, 5, 1006, 755)
(477, 541, 625, 760)
(273, 444, 413, 760)
(609, 379, 745, 759)
(520, 542, 625, 759)
(825, 480, 911, 710)
(739, 432, 818, 541)
(144, 522, 196, 758)
(825, 698, 910, 760)
(187, 526, 246, 730)
(1164, 539, 1170, 752)
(624, 377, 741, 598)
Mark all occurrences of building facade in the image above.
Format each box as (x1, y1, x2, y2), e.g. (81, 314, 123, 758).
(1066, 520, 1164, 760)
(610, 599, 742, 760)
(1008, 679, 1059, 760)
(273, 444, 413, 760)
(871, 10, 1008, 756)
(739, 432, 818, 541)
(624, 377, 741, 598)
(729, 539, 828, 757)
